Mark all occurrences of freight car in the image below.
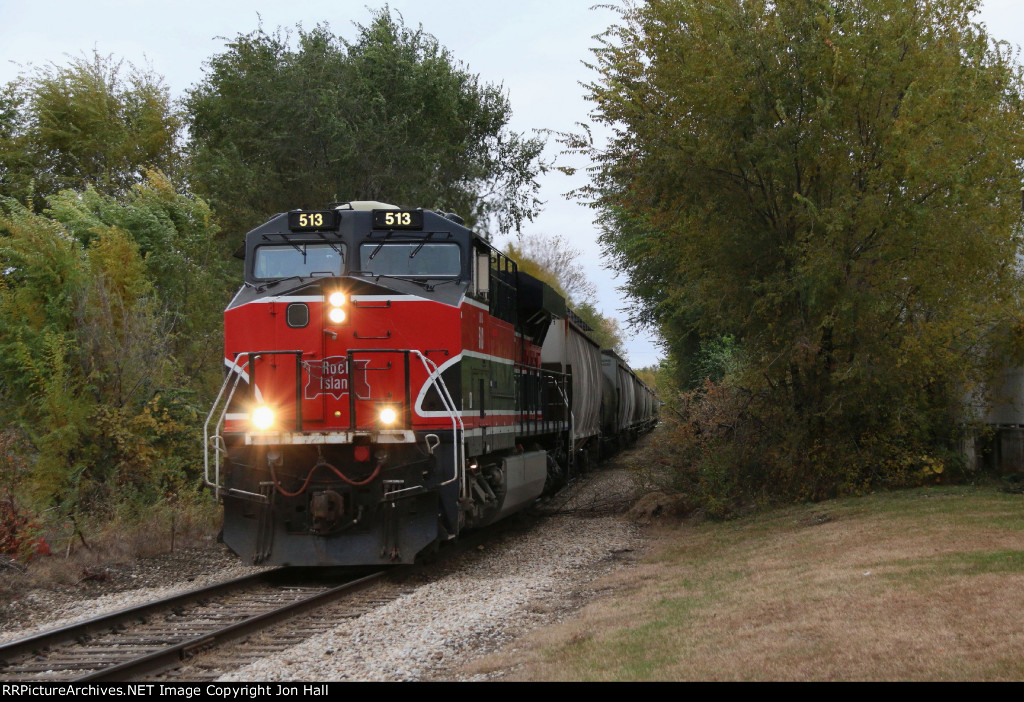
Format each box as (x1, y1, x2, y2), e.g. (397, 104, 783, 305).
(601, 349, 659, 453)
(204, 202, 656, 566)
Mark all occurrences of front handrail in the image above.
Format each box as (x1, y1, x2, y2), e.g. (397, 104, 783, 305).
(344, 349, 465, 497)
(203, 351, 301, 499)
(412, 351, 464, 493)
(206, 348, 467, 502)
(204, 355, 249, 493)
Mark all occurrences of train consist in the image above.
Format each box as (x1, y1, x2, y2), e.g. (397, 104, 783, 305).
(205, 202, 657, 566)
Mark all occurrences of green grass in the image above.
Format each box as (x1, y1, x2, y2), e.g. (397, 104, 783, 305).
(883, 549, 1024, 582)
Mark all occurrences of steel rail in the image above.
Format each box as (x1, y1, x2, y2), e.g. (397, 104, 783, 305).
(0, 571, 279, 664)
(0, 569, 386, 682)
(76, 570, 386, 682)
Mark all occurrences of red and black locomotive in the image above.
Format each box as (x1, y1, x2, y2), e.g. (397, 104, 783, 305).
(205, 201, 656, 566)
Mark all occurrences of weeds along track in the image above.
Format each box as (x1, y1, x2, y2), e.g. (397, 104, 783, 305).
(0, 568, 400, 681)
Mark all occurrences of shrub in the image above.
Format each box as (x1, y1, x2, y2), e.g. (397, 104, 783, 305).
(0, 491, 50, 562)
(648, 374, 973, 519)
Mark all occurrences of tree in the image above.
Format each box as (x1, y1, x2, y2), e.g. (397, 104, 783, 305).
(186, 9, 546, 239)
(45, 171, 229, 384)
(0, 53, 183, 206)
(572, 299, 626, 356)
(583, 0, 1024, 497)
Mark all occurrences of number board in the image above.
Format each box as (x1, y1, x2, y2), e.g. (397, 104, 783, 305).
(372, 209, 424, 230)
(288, 210, 339, 231)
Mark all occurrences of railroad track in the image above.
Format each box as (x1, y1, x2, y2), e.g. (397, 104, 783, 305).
(0, 568, 396, 682)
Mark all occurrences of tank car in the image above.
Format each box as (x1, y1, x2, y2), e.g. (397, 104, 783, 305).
(204, 201, 656, 566)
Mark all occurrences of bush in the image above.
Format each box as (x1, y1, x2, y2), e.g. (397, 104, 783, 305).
(648, 375, 974, 519)
(0, 178, 224, 528)
(0, 491, 50, 562)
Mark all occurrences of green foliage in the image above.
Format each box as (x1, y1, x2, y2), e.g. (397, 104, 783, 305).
(45, 171, 229, 386)
(692, 335, 742, 386)
(83, 392, 204, 510)
(0, 52, 183, 205)
(584, 0, 1024, 502)
(0, 175, 225, 522)
(186, 9, 546, 239)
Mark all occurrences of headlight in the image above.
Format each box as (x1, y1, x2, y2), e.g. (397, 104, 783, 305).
(379, 407, 397, 425)
(252, 406, 275, 431)
(327, 290, 347, 324)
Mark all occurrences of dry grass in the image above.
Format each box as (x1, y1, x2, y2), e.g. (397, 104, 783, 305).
(462, 486, 1024, 681)
(0, 496, 221, 595)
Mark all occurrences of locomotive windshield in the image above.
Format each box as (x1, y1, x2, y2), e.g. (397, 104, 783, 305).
(360, 242, 461, 278)
(254, 243, 346, 280)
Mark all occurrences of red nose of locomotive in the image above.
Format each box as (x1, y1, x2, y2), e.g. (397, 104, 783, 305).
(222, 287, 416, 437)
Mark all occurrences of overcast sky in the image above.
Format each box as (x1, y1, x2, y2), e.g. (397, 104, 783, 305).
(3, 0, 1023, 367)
